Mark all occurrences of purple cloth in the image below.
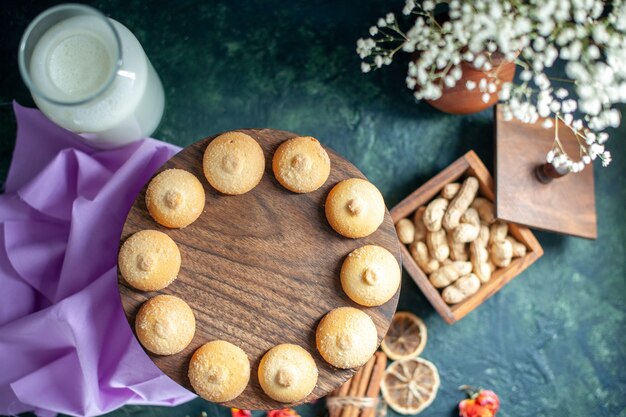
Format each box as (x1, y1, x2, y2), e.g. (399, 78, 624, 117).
(0, 103, 196, 416)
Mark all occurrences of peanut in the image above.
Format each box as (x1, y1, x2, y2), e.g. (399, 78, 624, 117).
(452, 208, 480, 243)
(489, 221, 509, 246)
(427, 229, 450, 262)
(470, 241, 492, 283)
(410, 241, 440, 274)
(423, 198, 449, 232)
(490, 239, 513, 267)
(442, 273, 481, 304)
(412, 206, 427, 242)
(471, 197, 496, 224)
(395, 218, 415, 244)
(441, 182, 461, 199)
(448, 230, 468, 261)
(429, 261, 472, 288)
(443, 176, 479, 231)
(506, 236, 527, 257)
(475, 223, 490, 247)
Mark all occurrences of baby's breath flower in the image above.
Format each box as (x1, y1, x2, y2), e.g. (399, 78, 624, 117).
(402, 0, 415, 15)
(357, 0, 620, 172)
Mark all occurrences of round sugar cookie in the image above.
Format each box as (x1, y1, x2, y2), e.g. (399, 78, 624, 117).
(258, 344, 318, 403)
(316, 307, 378, 369)
(146, 169, 206, 228)
(341, 245, 401, 307)
(272, 136, 331, 193)
(202, 131, 265, 195)
(118, 230, 181, 291)
(325, 178, 385, 238)
(135, 295, 196, 355)
(188, 340, 251, 403)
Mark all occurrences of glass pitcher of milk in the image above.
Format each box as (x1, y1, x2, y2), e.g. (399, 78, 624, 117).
(18, 4, 164, 148)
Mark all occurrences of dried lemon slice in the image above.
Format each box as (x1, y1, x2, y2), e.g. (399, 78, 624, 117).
(380, 311, 427, 360)
(380, 357, 440, 415)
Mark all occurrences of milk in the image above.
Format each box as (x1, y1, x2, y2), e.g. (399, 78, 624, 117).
(28, 15, 164, 147)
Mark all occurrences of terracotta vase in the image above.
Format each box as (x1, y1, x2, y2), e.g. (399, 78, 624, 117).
(425, 55, 517, 115)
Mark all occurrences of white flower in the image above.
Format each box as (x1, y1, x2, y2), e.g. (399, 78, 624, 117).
(534, 73, 550, 90)
(580, 98, 602, 116)
(538, 102, 551, 117)
(562, 99, 577, 113)
(356, 38, 376, 59)
(585, 132, 596, 145)
(423, 0, 434, 11)
(499, 82, 512, 100)
(463, 51, 475, 62)
(474, 54, 486, 69)
(555, 88, 568, 99)
(544, 46, 559, 66)
(451, 66, 463, 80)
(356, 0, 619, 172)
(520, 70, 532, 82)
(586, 45, 600, 60)
(402, 0, 415, 15)
(402, 41, 416, 53)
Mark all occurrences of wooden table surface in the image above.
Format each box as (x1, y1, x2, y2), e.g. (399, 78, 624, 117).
(1, 1, 625, 417)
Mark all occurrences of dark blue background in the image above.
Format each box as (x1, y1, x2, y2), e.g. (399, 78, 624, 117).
(1, 1, 625, 416)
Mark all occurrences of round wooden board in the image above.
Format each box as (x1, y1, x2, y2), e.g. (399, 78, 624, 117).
(118, 129, 401, 409)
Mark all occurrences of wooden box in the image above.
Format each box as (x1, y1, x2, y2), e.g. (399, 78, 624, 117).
(390, 151, 543, 324)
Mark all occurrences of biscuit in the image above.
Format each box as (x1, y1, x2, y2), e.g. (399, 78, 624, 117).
(188, 340, 251, 402)
(135, 295, 195, 355)
(203, 131, 265, 195)
(272, 136, 330, 193)
(341, 245, 400, 307)
(316, 307, 378, 369)
(118, 230, 181, 291)
(258, 344, 318, 403)
(325, 178, 385, 238)
(146, 169, 206, 228)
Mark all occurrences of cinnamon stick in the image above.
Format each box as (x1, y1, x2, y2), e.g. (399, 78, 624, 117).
(360, 352, 387, 417)
(341, 364, 365, 417)
(329, 377, 352, 417)
(347, 355, 376, 417)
